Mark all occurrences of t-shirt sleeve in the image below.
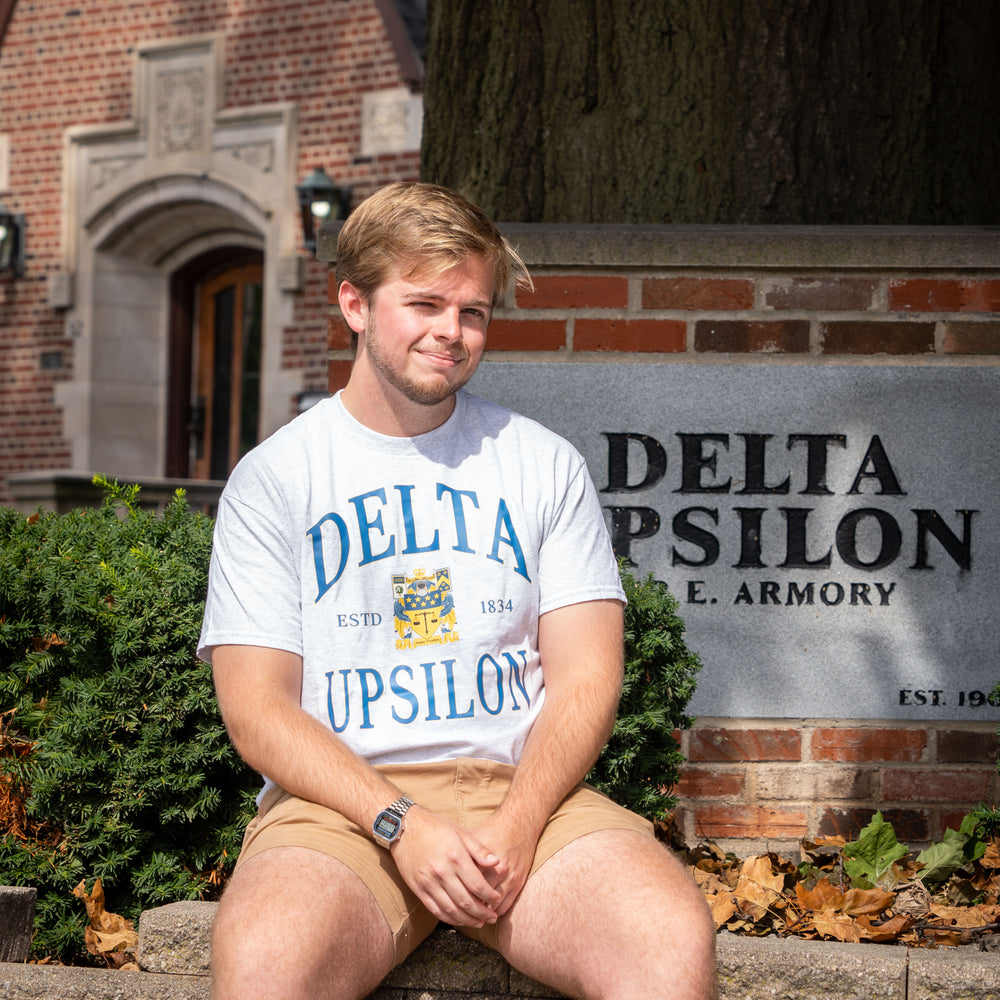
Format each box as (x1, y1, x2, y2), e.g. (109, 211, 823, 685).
(197, 486, 303, 663)
(534, 456, 625, 616)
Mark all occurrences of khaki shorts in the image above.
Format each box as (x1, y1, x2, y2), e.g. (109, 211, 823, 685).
(235, 757, 654, 964)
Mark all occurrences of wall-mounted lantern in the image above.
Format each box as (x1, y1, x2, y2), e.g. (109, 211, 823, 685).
(296, 168, 351, 254)
(0, 199, 25, 277)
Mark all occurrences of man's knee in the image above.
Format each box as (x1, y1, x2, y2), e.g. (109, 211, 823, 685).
(499, 830, 716, 999)
(210, 849, 395, 1000)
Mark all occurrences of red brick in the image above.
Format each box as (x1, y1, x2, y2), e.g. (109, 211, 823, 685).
(882, 768, 993, 803)
(574, 318, 685, 353)
(943, 321, 1000, 354)
(762, 277, 877, 311)
(889, 279, 965, 312)
(642, 277, 753, 311)
(688, 728, 801, 763)
(937, 729, 999, 763)
(940, 810, 972, 835)
(889, 278, 1000, 312)
(965, 279, 1000, 311)
(327, 315, 353, 351)
(756, 764, 875, 801)
(517, 275, 628, 310)
(485, 318, 566, 352)
(694, 320, 809, 353)
(327, 360, 352, 394)
(694, 805, 808, 840)
(819, 321, 935, 354)
(811, 728, 926, 763)
(674, 767, 746, 799)
(819, 807, 930, 843)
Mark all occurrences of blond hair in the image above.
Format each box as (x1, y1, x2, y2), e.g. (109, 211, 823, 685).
(335, 182, 531, 307)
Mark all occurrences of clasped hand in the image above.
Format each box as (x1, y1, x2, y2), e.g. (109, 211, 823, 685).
(390, 807, 534, 928)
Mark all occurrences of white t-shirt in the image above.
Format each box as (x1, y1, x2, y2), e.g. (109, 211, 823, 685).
(198, 390, 624, 777)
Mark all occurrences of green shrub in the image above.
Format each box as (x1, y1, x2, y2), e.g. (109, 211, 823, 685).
(0, 479, 257, 962)
(587, 563, 701, 821)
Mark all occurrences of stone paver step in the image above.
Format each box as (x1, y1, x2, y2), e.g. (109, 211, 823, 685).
(1, 901, 998, 999)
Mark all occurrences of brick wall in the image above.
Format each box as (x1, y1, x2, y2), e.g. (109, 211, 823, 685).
(322, 223, 1000, 852)
(326, 233, 1000, 375)
(674, 719, 999, 853)
(0, 0, 419, 504)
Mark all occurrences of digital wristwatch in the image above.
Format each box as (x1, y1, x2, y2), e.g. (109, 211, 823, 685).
(372, 795, 415, 848)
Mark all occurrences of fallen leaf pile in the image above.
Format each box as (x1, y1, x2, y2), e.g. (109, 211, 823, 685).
(670, 812, 1000, 948)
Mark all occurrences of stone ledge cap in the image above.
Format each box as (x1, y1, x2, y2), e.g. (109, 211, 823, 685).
(318, 218, 1000, 270)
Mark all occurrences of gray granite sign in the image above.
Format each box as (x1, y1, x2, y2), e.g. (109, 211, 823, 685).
(467, 363, 999, 721)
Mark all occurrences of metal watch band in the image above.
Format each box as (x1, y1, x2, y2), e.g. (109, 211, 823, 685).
(387, 795, 415, 818)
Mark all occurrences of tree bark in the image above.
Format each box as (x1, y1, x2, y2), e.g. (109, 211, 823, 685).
(422, 0, 1000, 224)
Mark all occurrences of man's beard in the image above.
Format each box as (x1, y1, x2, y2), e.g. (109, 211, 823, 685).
(363, 317, 475, 407)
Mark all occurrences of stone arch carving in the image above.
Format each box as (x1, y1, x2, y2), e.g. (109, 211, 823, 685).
(89, 176, 268, 265)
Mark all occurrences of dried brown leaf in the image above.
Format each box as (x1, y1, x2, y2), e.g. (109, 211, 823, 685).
(981, 841, 1000, 871)
(795, 878, 892, 917)
(691, 867, 729, 894)
(813, 909, 862, 943)
(795, 876, 842, 911)
(841, 886, 895, 917)
(733, 855, 784, 921)
(920, 927, 966, 947)
(893, 881, 932, 919)
(855, 913, 914, 942)
(72, 879, 138, 958)
(928, 904, 993, 928)
(804, 835, 847, 852)
(31, 633, 65, 652)
(705, 890, 738, 928)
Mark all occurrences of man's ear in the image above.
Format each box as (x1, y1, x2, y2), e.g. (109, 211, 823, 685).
(338, 280, 368, 334)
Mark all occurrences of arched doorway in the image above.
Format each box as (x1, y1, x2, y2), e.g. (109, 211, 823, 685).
(58, 36, 302, 484)
(166, 249, 265, 479)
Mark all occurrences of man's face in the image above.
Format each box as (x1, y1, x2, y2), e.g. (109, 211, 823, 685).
(358, 254, 494, 409)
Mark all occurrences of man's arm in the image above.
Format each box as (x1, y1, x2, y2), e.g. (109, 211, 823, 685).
(473, 598, 624, 912)
(211, 644, 505, 927)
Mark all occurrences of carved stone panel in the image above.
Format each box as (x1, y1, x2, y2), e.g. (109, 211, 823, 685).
(155, 68, 208, 155)
(361, 88, 423, 156)
(469, 362, 1000, 722)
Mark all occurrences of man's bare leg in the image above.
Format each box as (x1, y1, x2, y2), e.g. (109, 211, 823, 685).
(497, 829, 716, 1000)
(211, 847, 396, 1000)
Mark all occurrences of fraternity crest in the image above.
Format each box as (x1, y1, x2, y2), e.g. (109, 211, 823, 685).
(392, 569, 459, 650)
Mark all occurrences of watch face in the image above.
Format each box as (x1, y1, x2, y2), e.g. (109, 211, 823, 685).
(374, 811, 401, 841)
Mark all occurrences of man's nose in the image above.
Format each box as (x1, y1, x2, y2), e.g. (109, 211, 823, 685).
(433, 308, 463, 342)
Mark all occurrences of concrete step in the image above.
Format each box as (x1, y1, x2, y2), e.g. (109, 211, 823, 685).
(0, 900, 998, 999)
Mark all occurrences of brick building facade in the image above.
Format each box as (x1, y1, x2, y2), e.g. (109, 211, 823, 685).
(0, 0, 422, 505)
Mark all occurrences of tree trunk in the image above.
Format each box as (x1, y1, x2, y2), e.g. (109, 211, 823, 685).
(422, 0, 1000, 224)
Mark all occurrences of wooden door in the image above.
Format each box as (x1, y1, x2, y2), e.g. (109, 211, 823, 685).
(191, 264, 263, 480)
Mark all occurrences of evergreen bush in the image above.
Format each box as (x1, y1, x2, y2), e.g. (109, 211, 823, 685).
(0, 479, 257, 962)
(587, 563, 701, 821)
(1, 486, 699, 961)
